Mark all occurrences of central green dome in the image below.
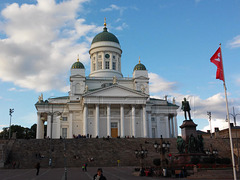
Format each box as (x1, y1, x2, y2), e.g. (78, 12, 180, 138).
(92, 27, 119, 44)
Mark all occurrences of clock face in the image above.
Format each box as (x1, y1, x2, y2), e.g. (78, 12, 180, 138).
(105, 54, 110, 59)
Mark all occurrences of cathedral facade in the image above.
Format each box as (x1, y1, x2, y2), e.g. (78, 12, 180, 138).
(35, 22, 179, 139)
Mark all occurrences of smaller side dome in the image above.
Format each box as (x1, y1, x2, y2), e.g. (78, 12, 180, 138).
(71, 57, 85, 69)
(133, 58, 147, 71)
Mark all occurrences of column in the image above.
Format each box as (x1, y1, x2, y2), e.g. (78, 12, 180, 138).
(166, 116, 170, 138)
(96, 104, 99, 137)
(69, 112, 73, 138)
(168, 116, 171, 137)
(120, 105, 125, 137)
(171, 116, 174, 138)
(174, 115, 178, 137)
(107, 104, 111, 137)
(157, 117, 161, 138)
(47, 115, 51, 138)
(148, 113, 152, 138)
(96, 53, 98, 70)
(36, 113, 44, 139)
(142, 105, 147, 137)
(55, 116, 61, 138)
(131, 105, 136, 137)
(83, 104, 88, 136)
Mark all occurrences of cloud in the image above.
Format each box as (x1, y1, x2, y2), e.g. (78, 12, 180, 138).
(201, 118, 228, 132)
(228, 35, 240, 48)
(0, 0, 98, 92)
(115, 22, 128, 31)
(149, 72, 177, 94)
(101, 4, 126, 15)
(148, 72, 240, 132)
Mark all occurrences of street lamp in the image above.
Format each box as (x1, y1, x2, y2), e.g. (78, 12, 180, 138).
(229, 107, 240, 171)
(9, 108, 14, 139)
(135, 144, 148, 168)
(63, 137, 67, 180)
(205, 144, 218, 156)
(41, 104, 63, 167)
(153, 135, 170, 169)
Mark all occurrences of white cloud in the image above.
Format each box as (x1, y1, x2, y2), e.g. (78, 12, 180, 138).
(149, 72, 177, 94)
(101, 4, 126, 15)
(0, 0, 98, 92)
(148, 72, 240, 132)
(228, 35, 240, 48)
(115, 22, 128, 31)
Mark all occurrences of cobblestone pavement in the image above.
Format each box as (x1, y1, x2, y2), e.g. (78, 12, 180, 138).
(0, 166, 188, 180)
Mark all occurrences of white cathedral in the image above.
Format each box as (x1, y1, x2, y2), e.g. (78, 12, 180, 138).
(35, 21, 179, 139)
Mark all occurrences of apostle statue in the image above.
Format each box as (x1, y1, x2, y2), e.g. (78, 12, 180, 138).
(181, 98, 191, 120)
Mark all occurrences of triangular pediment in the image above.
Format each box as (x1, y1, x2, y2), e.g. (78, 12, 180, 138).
(84, 84, 148, 98)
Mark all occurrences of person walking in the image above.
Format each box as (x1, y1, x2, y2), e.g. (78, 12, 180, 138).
(35, 162, 40, 176)
(93, 168, 106, 180)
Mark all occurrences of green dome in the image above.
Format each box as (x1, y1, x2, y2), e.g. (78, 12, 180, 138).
(71, 61, 85, 69)
(134, 62, 147, 71)
(92, 27, 119, 44)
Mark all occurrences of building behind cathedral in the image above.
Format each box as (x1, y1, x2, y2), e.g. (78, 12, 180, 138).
(35, 21, 179, 139)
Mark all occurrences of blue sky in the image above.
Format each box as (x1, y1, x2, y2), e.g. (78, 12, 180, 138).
(0, 0, 240, 134)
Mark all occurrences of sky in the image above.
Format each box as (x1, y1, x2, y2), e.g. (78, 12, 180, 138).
(0, 0, 240, 135)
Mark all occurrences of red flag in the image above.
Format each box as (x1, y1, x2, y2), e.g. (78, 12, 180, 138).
(210, 47, 225, 82)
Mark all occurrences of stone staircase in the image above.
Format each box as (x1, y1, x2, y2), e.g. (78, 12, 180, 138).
(0, 138, 233, 169)
(187, 169, 240, 179)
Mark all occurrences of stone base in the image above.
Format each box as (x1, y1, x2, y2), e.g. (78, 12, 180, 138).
(180, 120, 197, 141)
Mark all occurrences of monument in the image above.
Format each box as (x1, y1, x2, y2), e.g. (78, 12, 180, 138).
(180, 98, 197, 142)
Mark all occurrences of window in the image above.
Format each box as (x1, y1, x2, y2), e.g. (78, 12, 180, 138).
(113, 55, 115, 59)
(111, 122, 118, 128)
(93, 63, 96, 71)
(62, 128, 67, 138)
(105, 61, 109, 69)
(151, 117, 155, 122)
(98, 61, 102, 69)
(112, 62, 116, 70)
(98, 55, 102, 59)
(62, 117, 67, 121)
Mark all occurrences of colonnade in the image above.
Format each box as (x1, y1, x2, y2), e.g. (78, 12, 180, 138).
(83, 104, 147, 138)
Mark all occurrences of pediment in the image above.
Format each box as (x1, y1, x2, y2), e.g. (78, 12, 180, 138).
(84, 85, 148, 98)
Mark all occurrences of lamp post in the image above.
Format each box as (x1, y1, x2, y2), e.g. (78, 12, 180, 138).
(43, 104, 63, 167)
(207, 112, 212, 138)
(9, 108, 14, 139)
(153, 135, 170, 170)
(64, 137, 67, 180)
(229, 107, 240, 171)
(135, 144, 148, 169)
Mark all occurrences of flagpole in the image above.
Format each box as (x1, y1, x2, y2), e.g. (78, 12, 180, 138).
(220, 44, 237, 180)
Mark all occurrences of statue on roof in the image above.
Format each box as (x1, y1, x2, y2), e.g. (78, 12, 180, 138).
(181, 98, 191, 120)
(113, 76, 117, 84)
(38, 93, 43, 103)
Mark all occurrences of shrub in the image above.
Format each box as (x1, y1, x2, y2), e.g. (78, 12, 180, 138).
(191, 157, 200, 165)
(153, 158, 161, 166)
(215, 158, 222, 164)
(221, 158, 231, 164)
(203, 157, 215, 164)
